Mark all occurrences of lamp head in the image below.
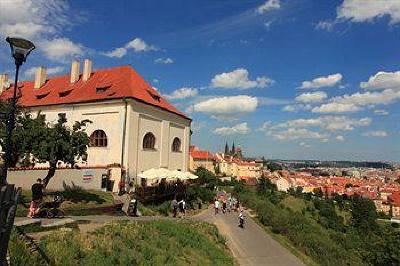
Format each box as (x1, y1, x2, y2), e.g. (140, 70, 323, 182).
(6, 37, 35, 66)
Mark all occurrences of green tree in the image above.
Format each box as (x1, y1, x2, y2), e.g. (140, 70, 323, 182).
(0, 103, 91, 187)
(257, 176, 276, 195)
(350, 195, 378, 232)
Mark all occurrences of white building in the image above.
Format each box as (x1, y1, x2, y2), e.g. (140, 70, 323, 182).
(0, 60, 191, 191)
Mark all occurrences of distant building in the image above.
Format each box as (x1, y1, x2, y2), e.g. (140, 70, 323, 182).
(189, 146, 216, 173)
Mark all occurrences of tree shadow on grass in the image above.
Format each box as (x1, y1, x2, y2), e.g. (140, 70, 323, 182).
(48, 182, 108, 204)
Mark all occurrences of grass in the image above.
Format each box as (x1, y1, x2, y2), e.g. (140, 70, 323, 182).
(16, 189, 115, 217)
(9, 220, 234, 266)
(281, 195, 308, 213)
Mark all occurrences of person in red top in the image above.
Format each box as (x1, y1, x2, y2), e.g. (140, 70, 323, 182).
(118, 178, 126, 196)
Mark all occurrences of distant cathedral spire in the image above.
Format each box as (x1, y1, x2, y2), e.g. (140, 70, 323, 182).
(225, 142, 229, 155)
(231, 142, 235, 155)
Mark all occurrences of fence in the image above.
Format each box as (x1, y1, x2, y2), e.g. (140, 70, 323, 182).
(0, 184, 21, 266)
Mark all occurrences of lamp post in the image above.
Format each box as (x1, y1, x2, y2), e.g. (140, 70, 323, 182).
(1, 37, 35, 185)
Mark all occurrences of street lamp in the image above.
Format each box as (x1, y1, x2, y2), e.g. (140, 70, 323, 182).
(1, 37, 35, 185)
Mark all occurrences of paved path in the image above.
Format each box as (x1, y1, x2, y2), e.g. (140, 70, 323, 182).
(196, 207, 304, 266)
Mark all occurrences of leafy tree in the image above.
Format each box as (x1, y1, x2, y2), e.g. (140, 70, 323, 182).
(313, 187, 324, 198)
(195, 167, 217, 188)
(265, 161, 283, 172)
(350, 195, 378, 232)
(257, 176, 276, 195)
(0, 103, 91, 187)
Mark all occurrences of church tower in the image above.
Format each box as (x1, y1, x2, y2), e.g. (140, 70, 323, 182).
(231, 142, 235, 156)
(224, 142, 229, 155)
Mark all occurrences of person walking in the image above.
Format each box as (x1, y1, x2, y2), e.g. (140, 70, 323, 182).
(214, 199, 219, 215)
(171, 198, 178, 218)
(118, 178, 126, 196)
(222, 200, 227, 214)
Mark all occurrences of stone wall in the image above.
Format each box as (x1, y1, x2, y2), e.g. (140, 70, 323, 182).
(7, 168, 108, 191)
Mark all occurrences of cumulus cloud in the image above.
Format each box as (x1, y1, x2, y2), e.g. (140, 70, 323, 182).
(193, 95, 258, 120)
(360, 71, 400, 91)
(336, 135, 345, 142)
(164, 87, 198, 100)
(267, 116, 371, 132)
(295, 91, 327, 103)
(312, 89, 400, 113)
(214, 122, 250, 135)
(154, 58, 174, 64)
(211, 68, 274, 89)
(299, 142, 311, 148)
(282, 104, 312, 113)
(257, 0, 281, 14)
(103, 38, 157, 58)
(0, 0, 85, 62)
(103, 47, 127, 58)
(25, 66, 64, 77)
(373, 109, 389, 116)
(300, 73, 343, 89)
(337, 0, 400, 25)
(362, 130, 388, 137)
(268, 128, 328, 141)
(40, 38, 84, 62)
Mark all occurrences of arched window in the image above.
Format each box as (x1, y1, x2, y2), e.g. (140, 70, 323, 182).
(143, 132, 156, 150)
(90, 130, 108, 147)
(172, 137, 181, 152)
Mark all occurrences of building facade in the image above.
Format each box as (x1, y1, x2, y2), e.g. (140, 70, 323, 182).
(0, 60, 191, 191)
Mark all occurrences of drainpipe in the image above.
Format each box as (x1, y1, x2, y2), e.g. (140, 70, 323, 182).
(121, 98, 128, 180)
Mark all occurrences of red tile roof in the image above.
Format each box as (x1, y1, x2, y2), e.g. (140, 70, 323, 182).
(0, 65, 190, 120)
(389, 192, 400, 207)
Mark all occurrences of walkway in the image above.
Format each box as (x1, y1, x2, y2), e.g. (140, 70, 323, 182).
(196, 207, 304, 266)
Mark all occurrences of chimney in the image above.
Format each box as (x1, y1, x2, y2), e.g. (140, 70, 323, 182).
(0, 74, 8, 94)
(82, 59, 92, 82)
(70, 60, 80, 83)
(34, 67, 47, 89)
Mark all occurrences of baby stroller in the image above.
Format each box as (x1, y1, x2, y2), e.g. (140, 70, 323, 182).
(38, 195, 65, 218)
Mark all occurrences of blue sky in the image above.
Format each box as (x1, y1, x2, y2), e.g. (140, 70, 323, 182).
(1, 0, 400, 161)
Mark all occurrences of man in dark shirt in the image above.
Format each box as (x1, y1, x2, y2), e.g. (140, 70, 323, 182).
(31, 178, 44, 201)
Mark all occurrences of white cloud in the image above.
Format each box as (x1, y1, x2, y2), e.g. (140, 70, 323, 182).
(257, 121, 272, 132)
(25, 66, 64, 77)
(211, 68, 274, 89)
(300, 73, 343, 89)
(360, 71, 400, 91)
(337, 0, 400, 25)
(0, 0, 84, 62)
(299, 142, 311, 148)
(193, 95, 258, 120)
(295, 91, 327, 103)
(315, 20, 335, 31)
(0, 0, 68, 39)
(257, 0, 281, 14)
(125, 38, 157, 52)
(282, 104, 312, 113)
(373, 109, 389, 116)
(336, 135, 345, 142)
(40, 38, 84, 62)
(269, 116, 371, 132)
(103, 47, 127, 58)
(362, 130, 388, 137)
(103, 38, 157, 58)
(214, 122, 250, 135)
(268, 128, 328, 141)
(312, 89, 400, 113)
(155, 57, 174, 64)
(282, 105, 296, 112)
(164, 87, 198, 100)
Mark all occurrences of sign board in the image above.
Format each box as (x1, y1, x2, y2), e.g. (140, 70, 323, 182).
(82, 169, 93, 182)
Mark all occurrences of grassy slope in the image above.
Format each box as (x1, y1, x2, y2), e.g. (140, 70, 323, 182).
(9, 220, 234, 266)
